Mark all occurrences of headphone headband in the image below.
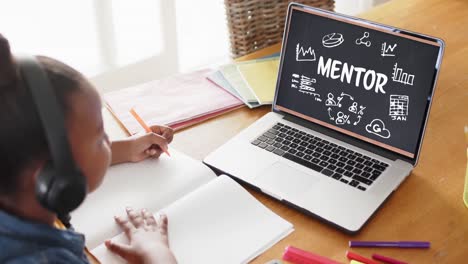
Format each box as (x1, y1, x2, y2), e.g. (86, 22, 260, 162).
(17, 56, 77, 174)
(16, 56, 86, 216)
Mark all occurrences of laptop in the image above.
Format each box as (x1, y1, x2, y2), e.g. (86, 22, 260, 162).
(204, 3, 444, 233)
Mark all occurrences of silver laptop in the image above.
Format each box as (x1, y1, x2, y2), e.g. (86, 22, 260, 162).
(204, 3, 444, 233)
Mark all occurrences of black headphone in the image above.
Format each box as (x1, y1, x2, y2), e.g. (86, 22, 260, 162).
(17, 56, 87, 219)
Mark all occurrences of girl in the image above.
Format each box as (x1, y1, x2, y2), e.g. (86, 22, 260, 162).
(0, 34, 177, 263)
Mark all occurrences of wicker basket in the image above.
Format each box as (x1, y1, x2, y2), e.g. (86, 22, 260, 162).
(225, 0, 335, 58)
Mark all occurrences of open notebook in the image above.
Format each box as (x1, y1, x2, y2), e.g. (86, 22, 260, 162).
(71, 149, 293, 264)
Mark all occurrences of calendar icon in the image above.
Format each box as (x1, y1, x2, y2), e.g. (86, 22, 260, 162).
(389, 95, 409, 119)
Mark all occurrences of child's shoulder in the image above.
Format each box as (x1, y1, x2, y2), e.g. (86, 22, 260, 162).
(0, 211, 89, 264)
(0, 248, 88, 264)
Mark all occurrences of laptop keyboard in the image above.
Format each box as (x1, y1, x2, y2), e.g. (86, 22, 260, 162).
(251, 122, 389, 191)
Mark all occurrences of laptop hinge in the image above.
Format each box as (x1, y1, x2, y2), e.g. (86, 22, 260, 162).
(282, 113, 413, 164)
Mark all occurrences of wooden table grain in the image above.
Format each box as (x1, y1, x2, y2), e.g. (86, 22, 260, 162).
(103, 0, 468, 262)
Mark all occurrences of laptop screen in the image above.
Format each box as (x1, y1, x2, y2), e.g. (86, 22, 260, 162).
(274, 6, 442, 159)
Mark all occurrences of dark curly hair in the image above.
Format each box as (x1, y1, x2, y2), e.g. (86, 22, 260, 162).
(0, 34, 85, 195)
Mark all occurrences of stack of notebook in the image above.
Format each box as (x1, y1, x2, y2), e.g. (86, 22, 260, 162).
(105, 56, 280, 134)
(105, 69, 244, 134)
(208, 56, 280, 108)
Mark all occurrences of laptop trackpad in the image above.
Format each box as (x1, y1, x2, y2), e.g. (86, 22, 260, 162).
(256, 162, 319, 198)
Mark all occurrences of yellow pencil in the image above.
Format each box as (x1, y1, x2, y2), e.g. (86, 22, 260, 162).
(130, 108, 171, 157)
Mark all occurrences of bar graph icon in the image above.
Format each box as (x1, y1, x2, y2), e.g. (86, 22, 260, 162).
(392, 63, 415, 86)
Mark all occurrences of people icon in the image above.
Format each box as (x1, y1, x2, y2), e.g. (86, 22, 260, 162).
(348, 102, 358, 113)
(335, 112, 350, 125)
(355, 32, 371, 47)
(325, 93, 337, 106)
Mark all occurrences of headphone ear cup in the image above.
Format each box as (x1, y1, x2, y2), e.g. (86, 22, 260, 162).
(35, 161, 55, 208)
(35, 162, 87, 215)
(47, 173, 87, 215)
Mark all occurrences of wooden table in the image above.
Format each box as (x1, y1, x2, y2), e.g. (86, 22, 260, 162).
(104, 0, 468, 262)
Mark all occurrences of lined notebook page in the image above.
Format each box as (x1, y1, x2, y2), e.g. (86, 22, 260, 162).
(92, 175, 294, 264)
(71, 149, 216, 249)
(105, 69, 242, 135)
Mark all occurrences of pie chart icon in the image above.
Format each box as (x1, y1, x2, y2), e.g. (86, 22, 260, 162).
(322, 33, 344, 48)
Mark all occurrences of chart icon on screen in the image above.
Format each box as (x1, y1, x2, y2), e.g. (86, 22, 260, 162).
(322, 33, 344, 48)
(381, 42, 397, 57)
(291, 73, 321, 101)
(296, 44, 316, 61)
(392, 63, 415, 85)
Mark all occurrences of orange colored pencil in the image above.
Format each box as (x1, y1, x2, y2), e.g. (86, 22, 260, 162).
(130, 108, 171, 157)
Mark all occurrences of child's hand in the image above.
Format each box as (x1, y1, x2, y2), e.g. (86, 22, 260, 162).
(105, 207, 177, 264)
(111, 125, 174, 164)
(149, 125, 174, 145)
(128, 124, 174, 161)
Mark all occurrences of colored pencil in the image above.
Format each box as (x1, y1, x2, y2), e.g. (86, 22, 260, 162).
(349, 241, 430, 248)
(130, 108, 170, 157)
(346, 251, 380, 264)
(372, 253, 408, 264)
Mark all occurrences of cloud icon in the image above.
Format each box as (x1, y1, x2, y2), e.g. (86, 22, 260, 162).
(366, 119, 391, 139)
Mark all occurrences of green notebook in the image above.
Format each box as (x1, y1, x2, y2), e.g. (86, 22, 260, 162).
(219, 64, 258, 103)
